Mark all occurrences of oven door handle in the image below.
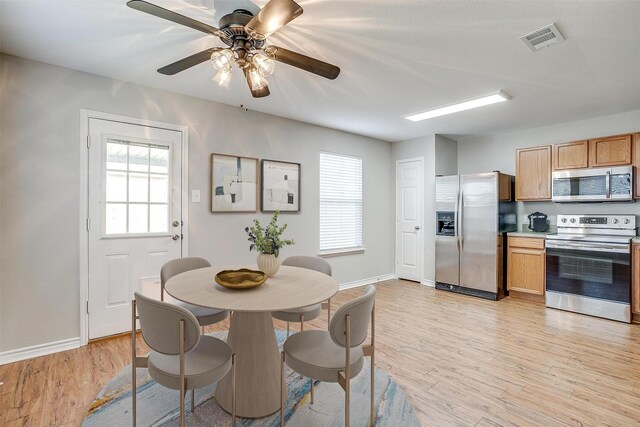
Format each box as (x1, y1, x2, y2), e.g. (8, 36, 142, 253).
(546, 241, 629, 253)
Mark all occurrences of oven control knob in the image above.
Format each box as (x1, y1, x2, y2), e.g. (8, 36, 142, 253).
(623, 218, 630, 224)
(561, 218, 567, 223)
(570, 218, 576, 223)
(612, 218, 619, 224)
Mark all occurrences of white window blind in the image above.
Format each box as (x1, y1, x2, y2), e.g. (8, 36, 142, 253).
(319, 152, 363, 252)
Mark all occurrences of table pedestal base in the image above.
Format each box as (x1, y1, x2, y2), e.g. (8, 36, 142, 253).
(216, 311, 285, 418)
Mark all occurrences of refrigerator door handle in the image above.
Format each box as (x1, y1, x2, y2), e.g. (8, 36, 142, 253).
(458, 186, 463, 251)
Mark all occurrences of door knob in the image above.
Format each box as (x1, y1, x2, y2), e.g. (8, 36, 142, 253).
(414, 226, 420, 230)
(172, 220, 180, 227)
(171, 234, 180, 241)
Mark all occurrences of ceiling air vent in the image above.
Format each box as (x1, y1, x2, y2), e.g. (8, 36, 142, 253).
(520, 23, 565, 52)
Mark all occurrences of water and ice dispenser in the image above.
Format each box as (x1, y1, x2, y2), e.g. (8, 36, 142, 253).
(436, 211, 456, 236)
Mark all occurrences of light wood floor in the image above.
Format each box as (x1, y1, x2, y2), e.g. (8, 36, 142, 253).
(2, 280, 640, 426)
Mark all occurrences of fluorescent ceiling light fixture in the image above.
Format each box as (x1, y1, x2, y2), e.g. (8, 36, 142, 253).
(405, 91, 512, 122)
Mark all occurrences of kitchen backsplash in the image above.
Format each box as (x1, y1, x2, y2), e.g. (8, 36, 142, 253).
(518, 201, 639, 231)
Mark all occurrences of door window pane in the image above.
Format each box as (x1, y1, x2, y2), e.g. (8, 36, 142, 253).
(105, 203, 127, 234)
(129, 145, 149, 172)
(104, 138, 171, 235)
(150, 147, 169, 174)
(106, 142, 127, 170)
(129, 204, 148, 233)
(150, 204, 168, 232)
(129, 173, 149, 203)
(150, 175, 168, 203)
(105, 171, 127, 202)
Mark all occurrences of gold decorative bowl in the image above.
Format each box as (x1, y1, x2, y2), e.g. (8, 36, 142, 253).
(215, 269, 267, 289)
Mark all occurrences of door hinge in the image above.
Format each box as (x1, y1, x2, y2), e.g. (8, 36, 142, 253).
(86, 301, 89, 314)
(86, 135, 91, 149)
(181, 234, 184, 240)
(86, 218, 91, 231)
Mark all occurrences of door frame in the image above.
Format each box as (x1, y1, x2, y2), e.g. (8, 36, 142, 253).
(79, 109, 189, 346)
(394, 157, 424, 282)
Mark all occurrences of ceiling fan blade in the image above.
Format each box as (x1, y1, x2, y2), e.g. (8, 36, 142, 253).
(267, 46, 340, 80)
(127, 0, 225, 38)
(157, 48, 222, 75)
(243, 69, 271, 98)
(245, 0, 303, 40)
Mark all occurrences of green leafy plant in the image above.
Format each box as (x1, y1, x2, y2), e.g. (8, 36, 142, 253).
(245, 211, 294, 257)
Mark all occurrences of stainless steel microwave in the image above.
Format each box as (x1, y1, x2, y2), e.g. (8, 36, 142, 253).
(552, 166, 633, 202)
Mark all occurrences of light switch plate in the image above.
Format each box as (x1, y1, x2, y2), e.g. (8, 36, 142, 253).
(192, 190, 201, 203)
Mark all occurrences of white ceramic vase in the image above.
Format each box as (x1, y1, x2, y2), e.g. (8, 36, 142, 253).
(257, 253, 280, 277)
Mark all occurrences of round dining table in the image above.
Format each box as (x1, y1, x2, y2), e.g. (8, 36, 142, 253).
(164, 264, 338, 418)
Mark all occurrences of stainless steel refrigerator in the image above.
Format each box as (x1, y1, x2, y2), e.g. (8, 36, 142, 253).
(435, 172, 516, 300)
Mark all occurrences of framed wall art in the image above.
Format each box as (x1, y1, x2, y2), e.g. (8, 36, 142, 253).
(211, 153, 258, 212)
(261, 159, 300, 212)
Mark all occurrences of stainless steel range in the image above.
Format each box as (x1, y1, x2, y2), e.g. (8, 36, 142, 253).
(545, 214, 636, 323)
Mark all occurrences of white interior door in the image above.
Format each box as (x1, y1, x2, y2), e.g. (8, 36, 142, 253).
(87, 118, 183, 339)
(396, 159, 423, 282)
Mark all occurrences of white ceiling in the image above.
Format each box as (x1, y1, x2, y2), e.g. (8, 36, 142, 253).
(2, 0, 640, 142)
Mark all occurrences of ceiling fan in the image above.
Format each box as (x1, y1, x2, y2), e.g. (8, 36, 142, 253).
(127, 0, 341, 98)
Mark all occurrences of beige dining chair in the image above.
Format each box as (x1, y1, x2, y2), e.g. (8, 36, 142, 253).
(280, 285, 376, 427)
(131, 292, 236, 427)
(271, 256, 332, 336)
(161, 257, 229, 333)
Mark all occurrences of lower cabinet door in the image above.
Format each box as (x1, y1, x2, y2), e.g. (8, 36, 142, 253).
(633, 244, 640, 314)
(508, 248, 546, 295)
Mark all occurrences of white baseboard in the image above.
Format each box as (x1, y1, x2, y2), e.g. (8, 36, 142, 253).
(421, 279, 436, 288)
(339, 273, 396, 290)
(0, 337, 81, 365)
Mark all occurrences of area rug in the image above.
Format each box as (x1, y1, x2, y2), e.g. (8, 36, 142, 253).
(83, 330, 418, 426)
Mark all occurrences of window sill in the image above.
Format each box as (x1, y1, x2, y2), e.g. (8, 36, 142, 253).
(317, 247, 366, 258)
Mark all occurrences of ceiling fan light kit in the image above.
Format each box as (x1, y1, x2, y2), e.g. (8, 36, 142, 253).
(126, 0, 340, 98)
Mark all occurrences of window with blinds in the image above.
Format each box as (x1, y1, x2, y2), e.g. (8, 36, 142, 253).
(319, 152, 363, 253)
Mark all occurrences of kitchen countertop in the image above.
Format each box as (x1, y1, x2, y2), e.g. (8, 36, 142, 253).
(633, 237, 640, 244)
(507, 227, 556, 238)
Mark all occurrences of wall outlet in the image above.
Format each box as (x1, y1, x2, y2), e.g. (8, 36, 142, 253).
(192, 190, 201, 203)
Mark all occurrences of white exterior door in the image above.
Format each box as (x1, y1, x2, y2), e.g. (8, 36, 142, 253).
(87, 118, 183, 339)
(396, 159, 423, 282)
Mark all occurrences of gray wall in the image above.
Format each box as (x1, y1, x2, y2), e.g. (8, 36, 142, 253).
(434, 135, 458, 176)
(0, 54, 394, 352)
(458, 109, 640, 228)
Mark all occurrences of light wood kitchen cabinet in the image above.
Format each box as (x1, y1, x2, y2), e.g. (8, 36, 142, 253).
(515, 145, 552, 201)
(633, 133, 640, 199)
(633, 243, 640, 317)
(553, 140, 589, 170)
(499, 174, 512, 201)
(588, 134, 632, 167)
(508, 237, 545, 295)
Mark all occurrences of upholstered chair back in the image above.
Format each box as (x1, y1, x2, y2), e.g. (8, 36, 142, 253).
(134, 292, 200, 355)
(282, 256, 332, 276)
(329, 285, 376, 348)
(160, 257, 211, 289)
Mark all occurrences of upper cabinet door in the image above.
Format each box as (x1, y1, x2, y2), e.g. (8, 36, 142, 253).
(553, 140, 589, 170)
(589, 134, 632, 167)
(515, 145, 552, 201)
